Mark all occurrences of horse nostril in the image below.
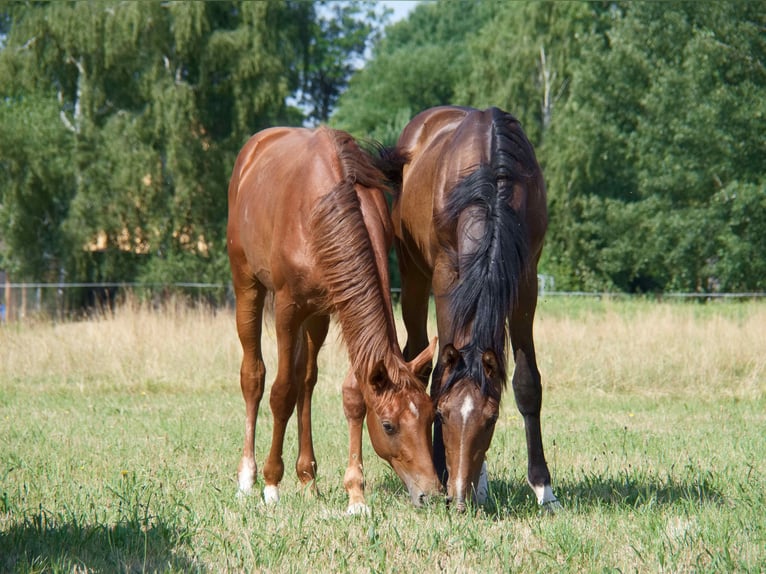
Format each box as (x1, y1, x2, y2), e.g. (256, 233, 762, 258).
(455, 500, 467, 513)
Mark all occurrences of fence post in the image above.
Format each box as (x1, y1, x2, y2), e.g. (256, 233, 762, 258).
(20, 283, 27, 320)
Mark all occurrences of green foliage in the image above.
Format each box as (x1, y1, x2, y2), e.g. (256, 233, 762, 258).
(0, 95, 76, 278)
(0, 1, 385, 286)
(543, 1, 766, 292)
(331, 0, 494, 144)
(2, 1, 765, 294)
(334, 0, 766, 293)
(456, 2, 610, 145)
(298, 1, 380, 124)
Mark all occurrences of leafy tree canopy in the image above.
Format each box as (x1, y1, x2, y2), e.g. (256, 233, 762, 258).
(335, 0, 766, 292)
(0, 1, 384, 289)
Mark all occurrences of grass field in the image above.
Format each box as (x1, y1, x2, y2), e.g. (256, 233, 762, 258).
(1, 297, 764, 572)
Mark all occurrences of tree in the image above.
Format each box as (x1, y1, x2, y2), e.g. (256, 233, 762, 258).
(331, 0, 494, 143)
(455, 2, 610, 146)
(0, 1, 385, 288)
(297, 1, 381, 124)
(543, 1, 766, 291)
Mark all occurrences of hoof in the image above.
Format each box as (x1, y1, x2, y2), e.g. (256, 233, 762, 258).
(346, 502, 370, 516)
(541, 498, 563, 514)
(475, 461, 489, 504)
(533, 484, 562, 513)
(263, 485, 280, 505)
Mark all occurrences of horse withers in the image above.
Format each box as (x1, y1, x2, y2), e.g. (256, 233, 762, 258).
(389, 106, 560, 512)
(227, 126, 440, 514)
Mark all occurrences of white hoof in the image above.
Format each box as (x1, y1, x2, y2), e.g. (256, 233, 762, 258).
(533, 484, 562, 513)
(263, 485, 280, 505)
(475, 461, 489, 504)
(346, 502, 370, 516)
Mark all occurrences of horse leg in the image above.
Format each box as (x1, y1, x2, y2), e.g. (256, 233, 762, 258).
(509, 272, 560, 511)
(234, 275, 267, 495)
(396, 241, 432, 365)
(262, 293, 302, 504)
(295, 314, 330, 496)
(342, 369, 369, 515)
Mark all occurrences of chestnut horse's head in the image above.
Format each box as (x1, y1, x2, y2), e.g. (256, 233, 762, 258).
(434, 343, 503, 511)
(362, 338, 442, 506)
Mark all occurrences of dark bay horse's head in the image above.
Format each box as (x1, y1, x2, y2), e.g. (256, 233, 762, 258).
(434, 343, 503, 511)
(362, 338, 442, 506)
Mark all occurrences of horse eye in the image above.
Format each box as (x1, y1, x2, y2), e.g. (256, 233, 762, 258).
(382, 421, 397, 435)
(486, 415, 498, 430)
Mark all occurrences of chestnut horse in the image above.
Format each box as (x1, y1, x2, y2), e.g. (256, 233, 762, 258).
(227, 126, 440, 514)
(390, 106, 559, 511)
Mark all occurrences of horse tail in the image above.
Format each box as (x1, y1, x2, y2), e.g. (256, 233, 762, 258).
(371, 144, 409, 198)
(435, 110, 532, 392)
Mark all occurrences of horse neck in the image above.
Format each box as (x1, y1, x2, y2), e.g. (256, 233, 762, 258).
(335, 264, 403, 382)
(310, 179, 404, 384)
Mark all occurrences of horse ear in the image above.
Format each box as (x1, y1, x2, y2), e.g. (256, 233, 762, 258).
(481, 350, 500, 380)
(409, 337, 437, 380)
(441, 344, 460, 369)
(368, 360, 390, 394)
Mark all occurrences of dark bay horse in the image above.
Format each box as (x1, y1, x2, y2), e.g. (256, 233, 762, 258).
(390, 106, 559, 511)
(227, 126, 440, 514)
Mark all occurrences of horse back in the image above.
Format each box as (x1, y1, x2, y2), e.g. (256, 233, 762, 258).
(395, 106, 547, 270)
(227, 127, 347, 295)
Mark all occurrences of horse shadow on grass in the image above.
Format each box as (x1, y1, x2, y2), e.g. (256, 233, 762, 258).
(0, 513, 200, 573)
(482, 470, 726, 519)
(373, 469, 725, 519)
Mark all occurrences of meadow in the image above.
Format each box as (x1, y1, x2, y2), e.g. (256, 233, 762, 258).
(1, 297, 764, 573)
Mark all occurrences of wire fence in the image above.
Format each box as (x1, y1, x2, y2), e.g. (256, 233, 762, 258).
(1, 279, 765, 323)
(0, 281, 231, 322)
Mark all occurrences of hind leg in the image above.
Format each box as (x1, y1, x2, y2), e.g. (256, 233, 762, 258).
(262, 292, 304, 504)
(509, 272, 560, 511)
(233, 273, 268, 495)
(295, 314, 330, 495)
(396, 240, 432, 365)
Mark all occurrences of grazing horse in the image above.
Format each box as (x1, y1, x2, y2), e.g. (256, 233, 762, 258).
(390, 106, 559, 511)
(227, 126, 440, 514)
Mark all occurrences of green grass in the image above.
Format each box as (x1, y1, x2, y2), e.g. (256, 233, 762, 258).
(1, 298, 764, 572)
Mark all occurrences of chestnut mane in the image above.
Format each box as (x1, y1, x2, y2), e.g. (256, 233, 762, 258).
(309, 129, 419, 391)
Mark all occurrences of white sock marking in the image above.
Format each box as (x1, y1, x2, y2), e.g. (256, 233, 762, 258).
(263, 485, 280, 505)
(238, 458, 256, 494)
(346, 502, 371, 516)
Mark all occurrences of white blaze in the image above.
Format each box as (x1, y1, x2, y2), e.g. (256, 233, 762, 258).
(460, 395, 474, 424)
(455, 394, 476, 501)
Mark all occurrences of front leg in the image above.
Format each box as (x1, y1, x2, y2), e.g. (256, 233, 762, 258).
(342, 369, 368, 515)
(295, 315, 329, 497)
(510, 272, 560, 512)
(262, 295, 302, 505)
